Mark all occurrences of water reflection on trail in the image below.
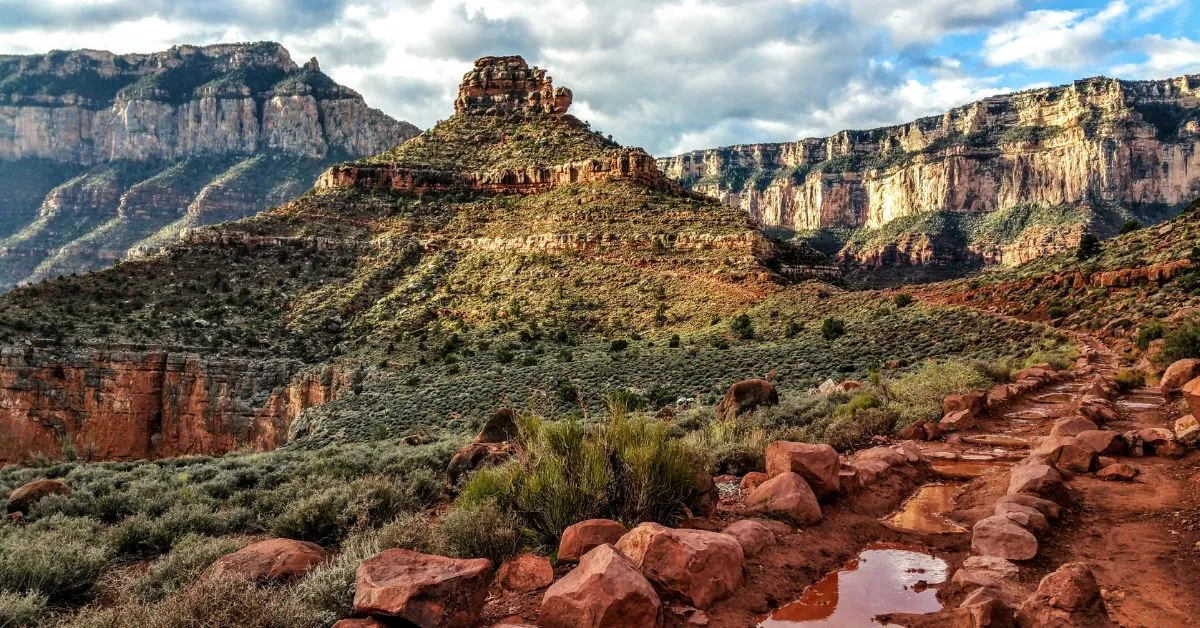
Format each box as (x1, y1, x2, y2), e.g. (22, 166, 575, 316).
(882, 483, 966, 535)
(760, 543, 948, 627)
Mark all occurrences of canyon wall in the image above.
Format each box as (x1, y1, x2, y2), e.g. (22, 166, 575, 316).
(0, 347, 349, 464)
(0, 43, 419, 290)
(659, 75, 1200, 266)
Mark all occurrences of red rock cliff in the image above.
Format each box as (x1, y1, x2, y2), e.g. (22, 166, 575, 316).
(0, 348, 348, 464)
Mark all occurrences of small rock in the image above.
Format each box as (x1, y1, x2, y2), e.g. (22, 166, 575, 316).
(497, 553, 553, 593)
(994, 503, 1050, 535)
(972, 515, 1038, 561)
(1032, 436, 1098, 473)
(720, 520, 776, 558)
(940, 409, 977, 431)
(954, 588, 1015, 628)
(332, 620, 387, 628)
(945, 392, 987, 417)
(1049, 416, 1098, 438)
(1174, 415, 1200, 445)
(206, 538, 329, 584)
(558, 519, 628, 562)
(1096, 463, 1138, 482)
(1016, 562, 1114, 627)
(540, 544, 663, 628)
(963, 556, 1020, 578)
(1075, 430, 1126, 455)
(1161, 359, 1200, 395)
(475, 408, 519, 443)
(744, 472, 822, 525)
(1007, 464, 1066, 502)
(716, 379, 778, 421)
(1183, 376, 1200, 417)
(739, 472, 768, 492)
(764, 441, 840, 498)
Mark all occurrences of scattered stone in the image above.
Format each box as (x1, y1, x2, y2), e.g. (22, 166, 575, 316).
(540, 544, 663, 628)
(1016, 562, 1114, 627)
(1049, 417, 1098, 439)
(354, 549, 493, 627)
(497, 553, 554, 593)
(963, 556, 1020, 578)
(898, 421, 931, 441)
(744, 472, 822, 525)
(1174, 415, 1200, 445)
(720, 520, 776, 558)
(615, 522, 744, 609)
(972, 515, 1039, 561)
(1032, 436, 1098, 473)
(952, 568, 1008, 591)
(6, 479, 70, 514)
(1182, 376, 1200, 417)
(739, 472, 769, 492)
(1096, 463, 1138, 482)
(838, 380, 863, 393)
(206, 538, 329, 584)
(940, 409, 978, 432)
(1007, 463, 1066, 502)
(716, 379, 778, 421)
(475, 408, 519, 443)
(1074, 430, 1126, 456)
(1157, 440, 1188, 459)
(558, 519, 628, 562)
(1137, 428, 1179, 457)
(750, 518, 792, 537)
(764, 441, 840, 498)
(1161, 359, 1200, 395)
(954, 588, 1015, 628)
(994, 503, 1050, 535)
(945, 392, 987, 418)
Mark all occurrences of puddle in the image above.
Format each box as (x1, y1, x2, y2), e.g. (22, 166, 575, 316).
(961, 434, 1029, 448)
(882, 483, 967, 534)
(1032, 392, 1075, 404)
(931, 460, 1006, 479)
(760, 543, 949, 627)
(1006, 408, 1060, 420)
(1117, 399, 1161, 411)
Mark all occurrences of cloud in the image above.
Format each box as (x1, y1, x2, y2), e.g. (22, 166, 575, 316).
(1112, 35, 1200, 78)
(984, 1, 1129, 69)
(1136, 0, 1183, 22)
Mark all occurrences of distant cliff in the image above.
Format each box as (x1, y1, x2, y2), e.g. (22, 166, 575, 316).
(0, 42, 419, 290)
(658, 74, 1200, 267)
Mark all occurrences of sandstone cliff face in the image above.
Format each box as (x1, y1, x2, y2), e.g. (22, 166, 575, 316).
(660, 75, 1200, 266)
(0, 44, 419, 290)
(0, 347, 349, 464)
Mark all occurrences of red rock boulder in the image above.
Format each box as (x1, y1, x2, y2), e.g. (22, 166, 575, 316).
(353, 549, 493, 627)
(614, 523, 744, 609)
(206, 538, 329, 583)
(764, 441, 840, 498)
(720, 520, 776, 558)
(6, 479, 70, 514)
(1048, 416, 1098, 439)
(539, 544, 662, 628)
(944, 392, 986, 417)
(446, 441, 519, 485)
(475, 408, 519, 443)
(1007, 463, 1065, 502)
(1096, 463, 1138, 482)
(558, 519, 628, 562)
(739, 471, 769, 492)
(1160, 359, 1200, 395)
(995, 494, 1061, 520)
(971, 515, 1038, 561)
(716, 379, 778, 421)
(744, 472, 822, 525)
(1074, 430, 1126, 456)
(1032, 436, 1098, 473)
(497, 553, 554, 593)
(1016, 563, 1114, 627)
(940, 410, 977, 432)
(1182, 376, 1200, 417)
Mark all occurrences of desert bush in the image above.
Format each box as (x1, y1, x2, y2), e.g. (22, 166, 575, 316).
(462, 410, 709, 542)
(685, 420, 769, 475)
(131, 534, 248, 602)
(0, 515, 114, 602)
(271, 475, 411, 546)
(376, 512, 436, 554)
(1160, 318, 1200, 364)
(111, 503, 251, 555)
(730, 314, 754, 340)
(819, 408, 898, 451)
(0, 590, 46, 628)
(288, 529, 382, 626)
(886, 360, 990, 426)
(1115, 368, 1147, 391)
(1136, 320, 1166, 350)
(820, 317, 845, 340)
(834, 393, 880, 418)
(433, 499, 527, 565)
(893, 293, 914, 308)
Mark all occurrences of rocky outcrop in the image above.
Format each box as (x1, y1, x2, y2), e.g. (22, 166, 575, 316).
(0, 43, 419, 291)
(661, 74, 1200, 267)
(6, 478, 70, 514)
(454, 55, 572, 116)
(0, 348, 349, 463)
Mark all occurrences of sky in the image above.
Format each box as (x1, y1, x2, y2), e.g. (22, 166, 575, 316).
(0, 0, 1196, 156)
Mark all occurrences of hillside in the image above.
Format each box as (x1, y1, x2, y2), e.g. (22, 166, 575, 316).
(0, 43, 420, 290)
(0, 56, 1059, 464)
(660, 74, 1200, 271)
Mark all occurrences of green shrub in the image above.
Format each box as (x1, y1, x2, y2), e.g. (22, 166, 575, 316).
(1076, 233, 1100, 260)
(1118, 219, 1141, 234)
(131, 534, 248, 602)
(893, 293, 914, 308)
(376, 512, 436, 553)
(288, 530, 382, 626)
(1047, 306, 1068, 320)
(1160, 319, 1200, 364)
(111, 502, 250, 555)
(0, 515, 114, 602)
(462, 411, 709, 543)
(820, 408, 898, 451)
(1136, 320, 1166, 350)
(1115, 368, 1147, 391)
(784, 321, 804, 338)
(820, 317, 845, 341)
(685, 420, 768, 475)
(667, 334, 681, 348)
(434, 500, 527, 565)
(609, 339, 628, 352)
(0, 590, 47, 628)
(271, 476, 411, 546)
(730, 314, 754, 340)
(886, 360, 990, 426)
(834, 393, 880, 418)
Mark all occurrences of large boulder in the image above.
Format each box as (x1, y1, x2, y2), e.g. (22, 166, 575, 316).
(1137, 428, 1178, 456)
(475, 408, 519, 443)
(994, 503, 1049, 535)
(720, 520, 776, 558)
(744, 472, 822, 525)
(764, 441, 840, 498)
(716, 379, 778, 421)
(940, 410, 978, 432)
(497, 553, 554, 593)
(972, 515, 1038, 561)
(6, 479, 70, 514)
(207, 539, 329, 583)
(945, 392, 987, 418)
(1074, 430, 1126, 456)
(1032, 436, 1098, 473)
(353, 549, 493, 627)
(954, 588, 1015, 628)
(1182, 376, 1200, 417)
(614, 523, 743, 609)
(1160, 359, 1200, 395)
(1008, 463, 1066, 501)
(995, 494, 1061, 520)
(1048, 417, 1098, 439)
(539, 544, 663, 628)
(558, 519, 628, 562)
(446, 441, 519, 485)
(1016, 563, 1114, 627)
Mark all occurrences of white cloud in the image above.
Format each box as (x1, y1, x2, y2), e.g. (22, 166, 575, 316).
(1136, 0, 1183, 22)
(1112, 35, 1200, 78)
(984, 0, 1129, 69)
(837, 0, 1022, 47)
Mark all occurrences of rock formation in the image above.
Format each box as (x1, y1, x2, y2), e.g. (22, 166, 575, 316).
(660, 74, 1200, 267)
(0, 42, 419, 291)
(454, 55, 572, 115)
